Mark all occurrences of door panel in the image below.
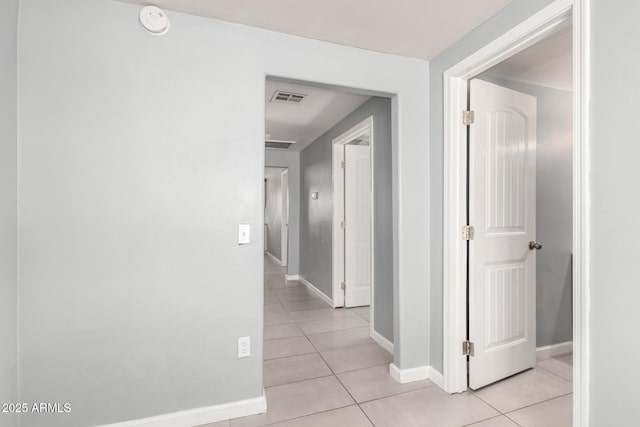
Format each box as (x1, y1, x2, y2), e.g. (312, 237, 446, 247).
(345, 144, 371, 307)
(469, 79, 537, 390)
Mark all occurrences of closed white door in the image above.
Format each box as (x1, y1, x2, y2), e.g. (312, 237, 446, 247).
(469, 79, 537, 390)
(344, 144, 371, 307)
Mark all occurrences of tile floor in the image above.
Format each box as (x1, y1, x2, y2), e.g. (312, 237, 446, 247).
(199, 256, 573, 427)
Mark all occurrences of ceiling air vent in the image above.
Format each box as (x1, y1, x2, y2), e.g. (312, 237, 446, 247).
(270, 90, 307, 104)
(265, 140, 296, 150)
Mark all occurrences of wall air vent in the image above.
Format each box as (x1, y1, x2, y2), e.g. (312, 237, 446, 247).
(270, 90, 307, 104)
(265, 140, 296, 150)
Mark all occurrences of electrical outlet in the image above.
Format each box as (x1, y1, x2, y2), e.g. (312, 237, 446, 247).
(238, 336, 251, 358)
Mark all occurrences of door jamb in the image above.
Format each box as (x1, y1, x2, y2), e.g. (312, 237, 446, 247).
(331, 116, 375, 327)
(441, 1, 589, 426)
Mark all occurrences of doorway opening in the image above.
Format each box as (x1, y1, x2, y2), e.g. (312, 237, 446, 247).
(263, 77, 396, 369)
(443, 1, 588, 426)
(264, 167, 289, 268)
(332, 117, 373, 309)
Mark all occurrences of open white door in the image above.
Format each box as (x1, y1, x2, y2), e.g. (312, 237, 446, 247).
(468, 79, 537, 389)
(281, 170, 289, 267)
(344, 144, 371, 307)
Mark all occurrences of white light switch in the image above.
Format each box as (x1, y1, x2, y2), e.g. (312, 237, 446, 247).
(238, 224, 251, 244)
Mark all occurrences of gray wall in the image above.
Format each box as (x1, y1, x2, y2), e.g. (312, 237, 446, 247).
(590, 1, 640, 424)
(300, 97, 394, 342)
(429, 0, 556, 374)
(479, 75, 573, 348)
(0, 1, 18, 426)
(265, 150, 300, 275)
(265, 171, 283, 260)
(16, 0, 429, 425)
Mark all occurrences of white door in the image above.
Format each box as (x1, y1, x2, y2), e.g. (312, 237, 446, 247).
(468, 79, 537, 390)
(281, 170, 289, 267)
(344, 144, 371, 307)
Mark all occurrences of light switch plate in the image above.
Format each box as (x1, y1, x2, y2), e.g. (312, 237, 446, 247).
(238, 224, 250, 244)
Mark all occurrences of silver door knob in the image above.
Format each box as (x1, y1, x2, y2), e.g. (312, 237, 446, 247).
(529, 241, 542, 250)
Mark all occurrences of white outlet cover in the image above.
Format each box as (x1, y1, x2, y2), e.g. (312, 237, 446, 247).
(139, 6, 170, 35)
(238, 336, 251, 358)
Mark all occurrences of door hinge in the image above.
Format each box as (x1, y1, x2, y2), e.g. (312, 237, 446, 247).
(340, 221, 346, 229)
(341, 161, 346, 169)
(462, 340, 475, 357)
(462, 225, 475, 240)
(341, 282, 346, 290)
(463, 110, 475, 126)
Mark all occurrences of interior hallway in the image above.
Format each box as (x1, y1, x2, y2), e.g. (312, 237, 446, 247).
(201, 256, 573, 426)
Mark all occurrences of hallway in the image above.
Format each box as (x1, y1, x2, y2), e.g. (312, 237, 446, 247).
(202, 256, 573, 427)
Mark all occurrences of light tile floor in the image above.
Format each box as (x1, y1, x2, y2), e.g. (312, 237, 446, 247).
(199, 256, 573, 427)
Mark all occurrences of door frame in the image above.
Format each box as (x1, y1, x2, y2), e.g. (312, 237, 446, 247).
(441, 0, 589, 426)
(331, 116, 385, 347)
(280, 169, 289, 267)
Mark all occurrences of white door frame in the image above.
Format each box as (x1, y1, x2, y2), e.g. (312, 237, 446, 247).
(332, 117, 379, 336)
(280, 169, 289, 267)
(442, 1, 589, 426)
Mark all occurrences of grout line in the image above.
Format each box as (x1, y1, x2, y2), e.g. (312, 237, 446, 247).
(264, 373, 335, 389)
(461, 415, 522, 427)
(535, 362, 574, 383)
(258, 404, 358, 427)
(502, 392, 573, 416)
(468, 389, 505, 416)
(355, 382, 436, 405)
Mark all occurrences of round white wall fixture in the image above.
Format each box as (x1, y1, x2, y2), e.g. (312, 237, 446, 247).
(139, 6, 170, 35)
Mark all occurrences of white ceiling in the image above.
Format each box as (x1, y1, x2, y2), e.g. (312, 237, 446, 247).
(121, 0, 512, 60)
(265, 80, 371, 152)
(484, 26, 573, 91)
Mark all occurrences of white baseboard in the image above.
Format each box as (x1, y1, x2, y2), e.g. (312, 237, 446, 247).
(389, 363, 430, 384)
(285, 274, 300, 281)
(536, 341, 573, 361)
(101, 391, 266, 427)
(428, 367, 445, 389)
(265, 251, 283, 266)
(371, 330, 394, 354)
(297, 276, 334, 307)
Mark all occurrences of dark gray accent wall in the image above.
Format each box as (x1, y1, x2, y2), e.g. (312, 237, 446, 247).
(265, 171, 283, 260)
(0, 1, 18, 426)
(429, 0, 556, 374)
(265, 150, 300, 275)
(590, 1, 640, 424)
(479, 75, 573, 348)
(300, 97, 393, 342)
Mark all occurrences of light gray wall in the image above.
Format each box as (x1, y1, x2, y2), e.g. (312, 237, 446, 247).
(0, 1, 18, 426)
(17, 0, 429, 425)
(479, 75, 573, 348)
(590, 1, 640, 424)
(265, 171, 283, 260)
(299, 97, 394, 342)
(429, 0, 556, 374)
(265, 150, 300, 275)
